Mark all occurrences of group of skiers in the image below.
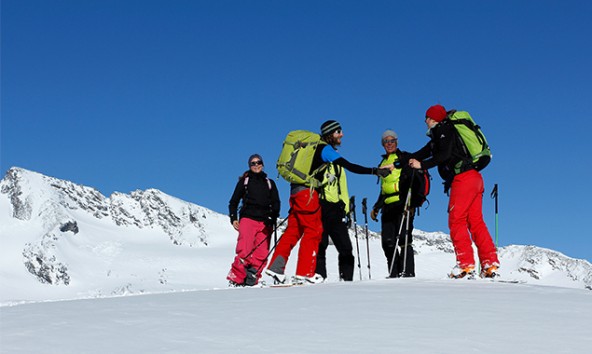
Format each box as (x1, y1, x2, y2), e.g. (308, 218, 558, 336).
(226, 104, 500, 287)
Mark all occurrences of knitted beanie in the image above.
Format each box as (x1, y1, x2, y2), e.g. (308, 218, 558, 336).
(425, 104, 447, 122)
(382, 129, 398, 141)
(248, 154, 263, 166)
(320, 120, 342, 136)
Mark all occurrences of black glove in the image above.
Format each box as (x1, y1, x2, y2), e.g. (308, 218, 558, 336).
(375, 168, 390, 178)
(370, 208, 379, 222)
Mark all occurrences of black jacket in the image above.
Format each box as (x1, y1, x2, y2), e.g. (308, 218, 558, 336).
(411, 119, 466, 184)
(228, 170, 281, 223)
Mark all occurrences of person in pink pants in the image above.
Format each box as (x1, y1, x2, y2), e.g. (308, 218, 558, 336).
(227, 154, 280, 286)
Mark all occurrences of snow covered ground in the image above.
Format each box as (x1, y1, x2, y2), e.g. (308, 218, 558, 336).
(2, 278, 591, 353)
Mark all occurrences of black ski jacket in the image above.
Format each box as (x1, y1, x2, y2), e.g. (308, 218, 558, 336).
(228, 170, 280, 224)
(410, 119, 466, 184)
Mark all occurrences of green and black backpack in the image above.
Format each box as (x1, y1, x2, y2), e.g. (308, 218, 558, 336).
(447, 110, 492, 174)
(276, 130, 328, 188)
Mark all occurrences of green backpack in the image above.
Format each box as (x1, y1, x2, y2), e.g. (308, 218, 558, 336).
(276, 130, 327, 188)
(448, 110, 492, 174)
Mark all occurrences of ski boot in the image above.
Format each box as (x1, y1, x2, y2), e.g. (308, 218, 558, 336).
(293, 273, 324, 285)
(449, 265, 476, 279)
(228, 280, 245, 288)
(264, 268, 286, 284)
(480, 265, 499, 279)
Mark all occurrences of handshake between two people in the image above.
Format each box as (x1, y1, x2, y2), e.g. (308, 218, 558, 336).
(375, 164, 394, 178)
(408, 159, 422, 169)
(369, 158, 423, 222)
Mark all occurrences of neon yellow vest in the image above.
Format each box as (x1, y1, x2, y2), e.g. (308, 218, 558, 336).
(321, 163, 350, 213)
(380, 153, 402, 205)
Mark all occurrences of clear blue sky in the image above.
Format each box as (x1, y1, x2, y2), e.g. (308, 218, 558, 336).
(2, 1, 591, 262)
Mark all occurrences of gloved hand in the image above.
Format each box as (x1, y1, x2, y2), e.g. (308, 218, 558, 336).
(370, 208, 379, 222)
(374, 167, 391, 178)
(345, 214, 352, 228)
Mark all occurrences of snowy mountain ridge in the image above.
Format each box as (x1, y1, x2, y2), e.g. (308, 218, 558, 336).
(0, 167, 590, 306)
(2, 167, 210, 245)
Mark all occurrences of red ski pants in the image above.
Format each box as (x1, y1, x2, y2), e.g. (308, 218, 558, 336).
(448, 169, 499, 269)
(268, 189, 323, 278)
(227, 217, 271, 284)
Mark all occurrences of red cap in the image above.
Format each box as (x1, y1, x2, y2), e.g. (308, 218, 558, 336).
(425, 104, 447, 122)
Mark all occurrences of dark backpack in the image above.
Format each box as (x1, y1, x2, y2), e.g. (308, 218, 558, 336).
(399, 164, 431, 209)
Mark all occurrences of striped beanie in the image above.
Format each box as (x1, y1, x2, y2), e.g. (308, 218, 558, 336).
(320, 120, 342, 136)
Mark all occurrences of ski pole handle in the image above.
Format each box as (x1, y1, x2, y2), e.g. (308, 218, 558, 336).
(350, 196, 357, 223)
(362, 198, 368, 224)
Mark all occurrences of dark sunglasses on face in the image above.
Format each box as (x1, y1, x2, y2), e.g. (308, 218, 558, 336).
(382, 139, 397, 144)
(250, 160, 263, 166)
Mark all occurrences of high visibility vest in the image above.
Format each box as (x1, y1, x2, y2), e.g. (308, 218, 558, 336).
(380, 153, 403, 205)
(321, 163, 350, 213)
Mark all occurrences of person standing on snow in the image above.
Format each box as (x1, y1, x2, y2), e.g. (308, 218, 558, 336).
(370, 130, 417, 278)
(408, 104, 499, 279)
(227, 154, 280, 287)
(265, 120, 391, 284)
(315, 140, 353, 281)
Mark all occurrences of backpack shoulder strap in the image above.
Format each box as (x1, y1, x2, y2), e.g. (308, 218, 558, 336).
(244, 176, 272, 190)
(266, 178, 272, 190)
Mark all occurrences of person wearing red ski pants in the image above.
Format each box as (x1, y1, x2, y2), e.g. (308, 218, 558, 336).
(448, 169, 499, 269)
(267, 188, 323, 278)
(227, 218, 272, 284)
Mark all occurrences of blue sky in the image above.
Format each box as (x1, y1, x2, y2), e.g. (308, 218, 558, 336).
(2, 1, 591, 262)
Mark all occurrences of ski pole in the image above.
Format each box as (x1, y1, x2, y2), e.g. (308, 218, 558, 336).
(389, 171, 414, 277)
(274, 218, 278, 245)
(361, 198, 371, 280)
(389, 210, 405, 277)
(254, 216, 289, 275)
(401, 207, 411, 276)
(240, 216, 288, 262)
(490, 184, 499, 247)
(350, 196, 363, 281)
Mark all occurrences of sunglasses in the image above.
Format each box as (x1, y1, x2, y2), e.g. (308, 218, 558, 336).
(382, 139, 397, 144)
(250, 160, 263, 166)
